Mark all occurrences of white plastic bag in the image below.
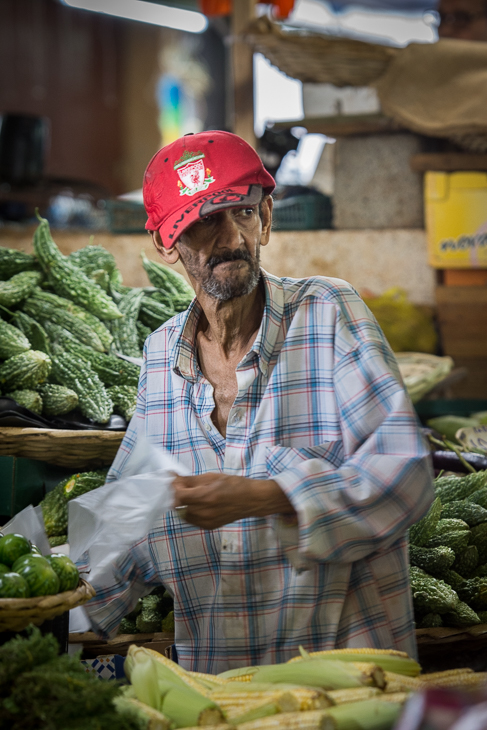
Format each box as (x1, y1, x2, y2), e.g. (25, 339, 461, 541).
(1, 505, 50, 556)
(69, 435, 188, 590)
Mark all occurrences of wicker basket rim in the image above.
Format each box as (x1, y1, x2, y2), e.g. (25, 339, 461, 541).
(0, 578, 95, 611)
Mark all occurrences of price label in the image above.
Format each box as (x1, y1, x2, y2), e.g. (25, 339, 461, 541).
(456, 425, 487, 454)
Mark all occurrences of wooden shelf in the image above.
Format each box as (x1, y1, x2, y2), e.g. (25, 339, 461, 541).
(410, 153, 487, 172)
(273, 113, 405, 138)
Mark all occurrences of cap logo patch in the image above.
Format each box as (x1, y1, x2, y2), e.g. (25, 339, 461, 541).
(174, 150, 215, 196)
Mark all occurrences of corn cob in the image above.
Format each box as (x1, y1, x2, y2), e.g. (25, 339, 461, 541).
(158, 682, 224, 727)
(419, 668, 474, 683)
(212, 691, 300, 720)
(211, 683, 333, 712)
(113, 695, 172, 730)
(289, 648, 421, 678)
(137, 646, 213, 696)
(251, 659, 367, 690)
(226, 700, 279, 725)
(218, 667, 259, 682)
(418, 671, 487, 690)
(322, 698, 403, 730)
(326, 688, 381, 705)
(350, 663, 386, 689)
(383, 671, 422, 692)
(237, 710, 331, 730)
(188, 670, 228, 687)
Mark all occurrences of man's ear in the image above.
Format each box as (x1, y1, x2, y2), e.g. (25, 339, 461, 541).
(260, 196, 273, 247)
(150, 230, 180, 264)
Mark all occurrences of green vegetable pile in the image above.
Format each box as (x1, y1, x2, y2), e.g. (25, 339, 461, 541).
(0, 627, 143, 730)
(117, 586, 174, 635)
(409, 469, 487, 629)
(39, 469, 108, 546)
(0, 215, 194, 424)
(0, 533, 79, 598)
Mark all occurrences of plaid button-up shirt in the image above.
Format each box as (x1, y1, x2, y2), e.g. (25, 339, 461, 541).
(85, 270, 434, 672)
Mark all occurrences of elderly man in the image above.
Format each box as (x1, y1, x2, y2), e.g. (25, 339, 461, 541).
(90, 131, 434, 673)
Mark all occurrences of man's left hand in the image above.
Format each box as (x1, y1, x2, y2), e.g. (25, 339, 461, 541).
(172, 473, 296, 530)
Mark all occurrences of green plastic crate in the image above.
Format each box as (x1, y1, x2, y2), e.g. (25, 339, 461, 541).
(0, 458, 77, 521)
(272, 193, 333, 231)
(106, 200, 147, 234)
(415, 399, 487, 424)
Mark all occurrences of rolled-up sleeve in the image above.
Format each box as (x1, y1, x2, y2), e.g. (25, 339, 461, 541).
(272, 306, 434, 567)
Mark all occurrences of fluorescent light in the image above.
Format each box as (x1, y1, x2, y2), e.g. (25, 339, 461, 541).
(61, 0, 208, 33)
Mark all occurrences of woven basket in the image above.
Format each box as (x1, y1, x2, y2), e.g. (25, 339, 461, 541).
(244, 16, 397, 87)
(0, 578, 95, 632)
(0, 427, 124, 468)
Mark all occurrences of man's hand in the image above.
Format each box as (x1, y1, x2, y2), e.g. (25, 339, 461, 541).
(172, 473, 296, 530)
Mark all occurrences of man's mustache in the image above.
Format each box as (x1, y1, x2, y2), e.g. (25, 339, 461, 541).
(207, 249, 253, 270)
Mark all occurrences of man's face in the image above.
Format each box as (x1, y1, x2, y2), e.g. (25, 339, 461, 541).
(438, 0, 487, 40)
(173, 201, 270, 302)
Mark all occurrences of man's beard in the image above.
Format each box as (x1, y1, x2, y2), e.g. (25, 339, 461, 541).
(181, 247, 261, 302)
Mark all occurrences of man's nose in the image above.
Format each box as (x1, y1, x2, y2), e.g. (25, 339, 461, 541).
(215, 210, 243, 249)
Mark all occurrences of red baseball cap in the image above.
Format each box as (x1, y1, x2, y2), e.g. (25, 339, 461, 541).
(143, 130, 276, 248)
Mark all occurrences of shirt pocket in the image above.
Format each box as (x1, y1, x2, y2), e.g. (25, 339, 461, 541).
(265, 442, 343, 478)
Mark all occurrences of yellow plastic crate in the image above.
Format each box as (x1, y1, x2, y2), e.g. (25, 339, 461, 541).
(425, 171, 487, 268)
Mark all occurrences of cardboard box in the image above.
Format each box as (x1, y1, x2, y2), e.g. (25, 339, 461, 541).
(425, 172, 487, 268)
(436, 285, 487, 358)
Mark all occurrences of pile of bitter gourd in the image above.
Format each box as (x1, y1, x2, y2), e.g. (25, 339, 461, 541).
(409, 469, 487, 629)
(0, 214, 194, 425)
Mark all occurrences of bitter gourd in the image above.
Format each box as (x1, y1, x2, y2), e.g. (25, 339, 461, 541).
(437, 568, 465, 591)
(0, 247, 40, 280)
(427, 529, 471, 554)
(443, 601, 481, 627)
(409, 545, 455, 575)
(0, 270, 43, 307)
(5, 389, 43, 415)
(435, 471, 487, 504)
(49, 350, 113, 424)
(23, 294, 105, 353)
(33, 214, 122, 321)
(409, 566, 459, 614)
(45, 323, 140, 386)
(141, 250, 194, 300)
(453, 545, 479, 578)
(107, 385, 137, 421)
(136, 321, 151, 350)
(139, 295, 175, 331)
(416, 613, 443, 628)
(441, 500, 487, 527)
(467, 487, 487, 510)
(29, 289, 113, 352)
(108, 287, 144, 357)
(69, 245, 122, 286)
(62, 470, 108, 500)
(0, 350, 51, 391)
(457, 577, 487, 608)
(409, 496, 442, 547)
(433, 518, 469, 536)
(0, 319, 32, 359)
(469, 523, 487, 564)
(38, 383, 79, 416)
(40, 484, 68, 537)
(12, 311, 50, 354)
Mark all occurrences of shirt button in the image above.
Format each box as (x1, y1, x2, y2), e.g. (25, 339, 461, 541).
(205, 422, 212, 432)
(231, 409, 242, 425)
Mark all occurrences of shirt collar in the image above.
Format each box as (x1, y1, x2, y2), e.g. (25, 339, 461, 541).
(173, 269, 284, 382)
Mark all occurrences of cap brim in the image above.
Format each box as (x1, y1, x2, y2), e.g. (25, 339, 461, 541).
(156, 184, 263, 249)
